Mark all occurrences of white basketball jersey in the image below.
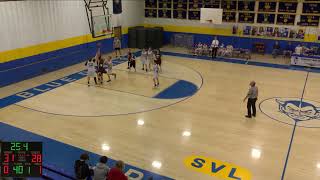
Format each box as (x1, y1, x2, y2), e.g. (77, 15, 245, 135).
(87, 61, 95, 72)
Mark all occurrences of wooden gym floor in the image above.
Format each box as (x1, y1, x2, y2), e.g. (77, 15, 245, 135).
(1, 49, 320, 180)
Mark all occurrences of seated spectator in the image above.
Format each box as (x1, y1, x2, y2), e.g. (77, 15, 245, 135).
(202, 44, 209, 55)
(93, 156, 110, 180)
(283, 42, 294, 58)
(108, 160, 128, 180)
(272, 41, 281, 58)
(303, 45, 313, 55)
(295, 44, 303, 55)
(195, 42, 203, 56)
(74, 153, 91, 180)
(225, 45, 234, 57)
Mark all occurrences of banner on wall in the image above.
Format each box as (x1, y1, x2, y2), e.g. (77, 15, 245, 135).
(113, 0, 122, 14)
(291, 54, 320, 68)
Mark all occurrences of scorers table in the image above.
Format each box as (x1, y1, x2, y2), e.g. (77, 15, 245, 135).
(291, 53, 320, 68)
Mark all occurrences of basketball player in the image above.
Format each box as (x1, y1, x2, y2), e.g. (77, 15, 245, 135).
(147, 47, 154, 71)
(113, 37, 121, 57)
(96, 56, 105, 84)
(85, 58, 97, 86)
(97, 63, 106, 84)
(105, 56, 116, 81)
(97, 60, 106, 84)
(127, 49, 132, 69)
(141, 48, 148, 71)
(153, 63, 159, 87)
(129, 54, 136, 72)
(154, 53, 162, 73)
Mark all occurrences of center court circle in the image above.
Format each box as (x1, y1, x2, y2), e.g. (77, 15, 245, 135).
(259, 97, 320, 128)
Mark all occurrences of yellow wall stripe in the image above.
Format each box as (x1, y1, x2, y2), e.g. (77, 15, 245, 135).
(1, 24, 318, 64)
(0, 26, 131, 63)
(0, 34, 109, 63)
(304, 34, 318, 42)
(144, 23, 232, 36)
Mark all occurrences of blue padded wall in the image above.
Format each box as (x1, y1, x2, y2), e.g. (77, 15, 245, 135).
(163, 31, 318, 54)
(0, 36, 128, 88)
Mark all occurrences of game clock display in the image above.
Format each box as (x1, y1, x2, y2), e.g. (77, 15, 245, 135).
(1, 142, 42, 177)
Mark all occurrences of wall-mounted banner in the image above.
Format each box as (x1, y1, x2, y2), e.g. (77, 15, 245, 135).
(159, 0, 172, 9)
(239, 13, 255, 23)
(277, 14, 295, 25)
(113, 0, 122, 14)
(145, 9, 157, 18)
(238, 1, 255, 12)
(258, 2, 276, 12)
(173, 0, 187, 9)
(173, 10, 187, 19)
(257, 13, 275, 24)
(223, 12, 236, 22)
(299, 15, 320, 27)
(303, 2, 320, 13)
(184, 155, 252, 180)
(145, 0, 157, 8)
(204, 0, 220, 8)
(278, 2, 297, 13)
(222, 0, 237, 11)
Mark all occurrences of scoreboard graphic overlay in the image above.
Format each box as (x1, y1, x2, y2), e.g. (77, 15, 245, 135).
(1, 142, 42, 177)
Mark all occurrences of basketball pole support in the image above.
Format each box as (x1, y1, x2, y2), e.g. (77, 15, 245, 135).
(84, 0, 111, 38)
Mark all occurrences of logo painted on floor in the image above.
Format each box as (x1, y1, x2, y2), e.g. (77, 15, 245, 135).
(184, 155, 252, 180)
(259, 97, 320, 128)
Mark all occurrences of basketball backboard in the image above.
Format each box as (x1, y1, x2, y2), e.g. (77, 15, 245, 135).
(92, 14, 112, 37)
(84, 0, 113, 38)
(200, 8, 223, 24)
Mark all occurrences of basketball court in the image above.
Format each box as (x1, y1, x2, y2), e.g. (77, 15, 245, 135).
(1, 0, 320, 180)
(1, 50, 320, 180)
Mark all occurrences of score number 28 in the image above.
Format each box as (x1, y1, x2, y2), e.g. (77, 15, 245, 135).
(3, 153, 41, 163)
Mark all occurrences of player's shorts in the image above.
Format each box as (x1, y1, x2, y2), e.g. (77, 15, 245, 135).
(153, 72, 159, 79)
(146, 58, 150, 65)
(141, 57, 146, 65)
(155, 60, 161, 66)
(115, 47, 120, 51)
(87, 70, 96, 77)
(130, 61, 136, 68)
(149, 59, 154, 65)
(98, 68, 106, 74)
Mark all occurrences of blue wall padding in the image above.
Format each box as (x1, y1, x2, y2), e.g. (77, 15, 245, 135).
(0, 36, 128, 88)
(163, 31, 319, 54)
